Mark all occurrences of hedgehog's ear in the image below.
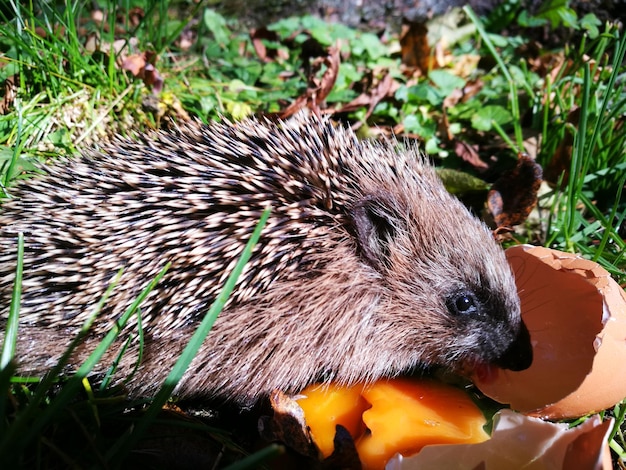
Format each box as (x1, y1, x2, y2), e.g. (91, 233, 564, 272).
(350, 193, 401, 271)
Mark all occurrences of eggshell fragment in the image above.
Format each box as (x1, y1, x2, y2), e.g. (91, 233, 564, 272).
(387, 409, 613, 470)
(474, 244, 626, 419)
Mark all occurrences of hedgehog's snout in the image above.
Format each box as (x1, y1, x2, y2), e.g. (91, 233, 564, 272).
(494, 321, 533, 371)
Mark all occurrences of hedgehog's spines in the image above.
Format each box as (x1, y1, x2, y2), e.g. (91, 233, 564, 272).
(0, 112, 531, 402)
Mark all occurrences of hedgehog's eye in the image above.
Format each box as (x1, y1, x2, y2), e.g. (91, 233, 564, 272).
(447, 291, 479, 317)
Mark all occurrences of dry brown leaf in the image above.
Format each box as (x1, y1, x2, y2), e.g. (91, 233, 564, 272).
(338, 72, 394, 125)
(528, 48, 566, 80)
(121, 50, 163, 93)
(177, 27, 196, 51)
(487, 154, 543, 230)
(317, 46, 340, 102)
(259, 390, 320, 460)
(449, 53, 481, 79)
(125, 7, 145, 29)
(121, 53, 146, 77)
(280, 44, 340, 118)
(460, 79, 484, 103)
(91, 8, 104, 23)
(1, 74, 17, 115)
(400, 21, 432, 75)
(250, 27, 288, 62)
(84, 31, 99, 53)
(544, 106, 579, 185)
(442, 87, 463, 110)
(453, 140, 489, 170)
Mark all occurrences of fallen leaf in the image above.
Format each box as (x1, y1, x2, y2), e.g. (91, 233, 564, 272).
(400, 21, 432, 74)
(448, 53, 481, 79)
(143, 63, 164, 94)
(442, 87, 463, 110)
(121, 50, 164, 93)
(487, 154, 543, 230)
(259, 390, 320, 460)
(250, 27, 288, 62)
(177, 26, 196, 51)
(1, 74, 17, 114)
(460, 78, 484, 102)
(453, 140, 489, 170)
(121, 53, 146, 77)
(125, 7, 145, 28)
(338, 72, 394, 126)
(91, 8, 104, 23)
(280, 44, 340, 118)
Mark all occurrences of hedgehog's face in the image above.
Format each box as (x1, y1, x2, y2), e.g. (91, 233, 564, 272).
(440, 285, 532, 372)
(349, 189, 532, 374)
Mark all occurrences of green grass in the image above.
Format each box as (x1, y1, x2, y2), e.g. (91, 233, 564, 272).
(0, 207, 269, 467)
(1, 0, 626, 467)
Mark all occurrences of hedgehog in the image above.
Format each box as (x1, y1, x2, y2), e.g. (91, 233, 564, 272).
(0, 113, 532, 403)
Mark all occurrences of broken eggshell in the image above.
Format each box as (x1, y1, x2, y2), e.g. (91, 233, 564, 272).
(474, 244, 626, 419)
(387, 409, 613, 470)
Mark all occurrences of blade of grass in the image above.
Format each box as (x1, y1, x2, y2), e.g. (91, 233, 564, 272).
(0, 232, 23, 369)
(579, 187, 626, 267)
(0, 232, 24, 438)
(585, 30, 626, 172)
(99, 332, 133, 392)
(222, 443, 285, 470)
(75, 85, 134, 145)
(81, 376, 101, 428)
(106, 0, 117, 93)
(99, 301, 145, 392)
(106, 207, 271, 465)
(3, 103, 23, 186)
(463, 5, 524, 152)
(0, 268, 123, 458)
(565, 63, 590, 249)
(0, 263, 170, 459)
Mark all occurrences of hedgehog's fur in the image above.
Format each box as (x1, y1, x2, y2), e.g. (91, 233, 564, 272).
(0, 114, 531, 402)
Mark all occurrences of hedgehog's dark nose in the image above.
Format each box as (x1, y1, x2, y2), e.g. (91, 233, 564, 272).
(495, 322, 533, 371)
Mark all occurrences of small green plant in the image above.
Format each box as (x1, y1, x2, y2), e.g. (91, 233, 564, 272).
(536, 27, 626, 272)
(0, 0, 204, 178)
(457, 6, 626, 278)
(484, 0, 601, 38)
